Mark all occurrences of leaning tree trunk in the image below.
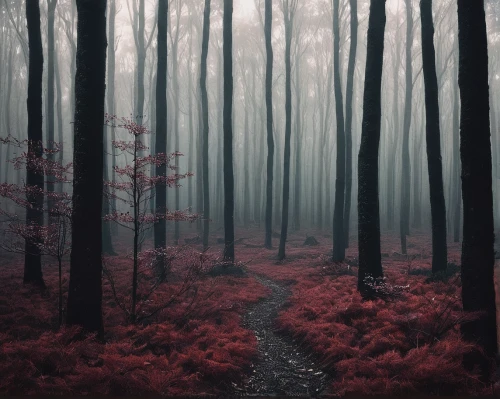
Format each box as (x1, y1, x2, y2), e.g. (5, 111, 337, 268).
(400, 0, 413, 255)
(332, 0, 346, 261)
(343, 0, 358, 247)
(66, 0, 107, 336)
(223, 0, 235, 262)
(154, 0, 168, 278)
(420, 0, 447, 274)
(457, 0, 498, 381)
(264, 0, 274, 249)
(201, 0, 211, 250)
(357, 0, 386, 295)
(25, 0, 45, 288)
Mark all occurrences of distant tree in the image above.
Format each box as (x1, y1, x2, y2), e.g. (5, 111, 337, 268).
(24, 0, 45, 288)
(400, 0, 413, 255)
(452, 36, 461, 243)
(420, 0, 447, 273)
(343, 0, 358, 248)
(457, 0, 498, 380)
(277, 0, 298, 261)
(264, 0, 274, 249)
(223, 0, 235, 262)
(66, 0, 107, 335)
(332, 0, 345, 261)
(154, 0, 168, 278)
(200, 0, 211, 250)
(357, 0, 386, 295)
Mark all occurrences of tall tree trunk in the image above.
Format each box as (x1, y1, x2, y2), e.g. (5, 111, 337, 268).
(332, 0, 346, 261)
(357, 0, 386, 294)
(452, 58, 461, 243)
(457, 0, 498, 380)
(400, 0, 413, 255)
(67, 0, 107, 336)
(154, 0, 168, 278)
(223, 0, 235, 262)
(343, 0, 358, 246)
(264, 0, 274, 248)
(107, 0, 117, 224)
(420, 0, 447, 273)
(46, 0, 57, 215)
(201, 0, 211, 249)
(135, 0, 145, 124)
(293, 56, 301, 231)
(25, 0, 45, 288)
(277, 0, 296, 261)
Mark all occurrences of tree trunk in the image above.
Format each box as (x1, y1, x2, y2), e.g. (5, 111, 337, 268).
(67, 0, 107, 336)
(332, 0, 346, 261)
(24, 0, 45, 288)
(457, 0, 498, 380)
(107, 0, 117, 226)
(400, 0, 413, 255)
(357, 0, 386, 294)
(277, 0, 296, 261)
(46, 0, 57, 215)
(154, 0, 168, 278)
(264, 0, 274, 248)
(201, 0, 211, 249)
(343, 0, 358, 246)
(420, 0, 447, 273)
(223, 0, 235, 262)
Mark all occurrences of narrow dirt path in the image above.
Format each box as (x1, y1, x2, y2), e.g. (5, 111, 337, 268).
(232, 273, 330, 397)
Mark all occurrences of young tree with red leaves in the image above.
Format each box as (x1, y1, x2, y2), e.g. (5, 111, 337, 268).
(66, 0, 107, 336)
(457, 0, 498, 380)
(104, 116, 195, 322)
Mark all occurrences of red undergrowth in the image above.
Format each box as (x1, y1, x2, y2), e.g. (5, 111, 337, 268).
(0, 245, 269, 396)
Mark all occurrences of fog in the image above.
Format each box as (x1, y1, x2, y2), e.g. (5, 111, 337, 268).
(1, 0, 499, 242)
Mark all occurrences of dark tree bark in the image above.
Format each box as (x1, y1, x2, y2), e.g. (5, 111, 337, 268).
(107, 0, 117, 221)
(154, 0, 168, 277)
(357, 0, 385, 294)
(25, 0, 45, 288)
(343, 0, 358, 247)
(420, 0, 447, 273)
(223, 0, 235, 262)
(264, 0, 274, 249)
(400, 0, 413, 255)
(457, 0, 498, 380)
(102, 0, 116, 255)
(277, 0, 297, 261)
(46, 0, 57, 215)
(293, 53, 302, 231)
(66, 0, 107, 335)
(452, 54, 461, 243)
(201, 0, 211, 249)
(332, 0, 345, 261)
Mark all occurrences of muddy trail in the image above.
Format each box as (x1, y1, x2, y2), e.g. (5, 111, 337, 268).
(231, 273, 330, 397)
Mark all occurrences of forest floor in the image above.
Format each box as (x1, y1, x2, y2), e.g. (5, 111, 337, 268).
(0, 227, 500, 396)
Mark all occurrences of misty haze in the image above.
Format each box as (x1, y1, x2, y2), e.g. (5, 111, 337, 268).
(0, 0, 500, 396)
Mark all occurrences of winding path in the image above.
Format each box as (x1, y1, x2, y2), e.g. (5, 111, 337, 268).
(233, 274, 330, 397)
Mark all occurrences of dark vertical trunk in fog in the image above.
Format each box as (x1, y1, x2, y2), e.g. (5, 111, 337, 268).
(187, 31, 194, 212)
(387, 20, 401, 231)
(107, 0, 117, 222)
(357, 0, 385, 294)
(154, 0, 168, 275)
(46, 0, 57, 214)
(24, 0, 45, 288)
(4, 41, 13, 183)
(223, 0, 235, 262)
(412, 130, 422, 229)
(400, 0, 413, 255)
(332, 0, 346, 261)
(278, 0, 296, 261)
(216, 51, 224, 227)
(457, 0, 498, 380)
(452, 58, 461, 243)
(293, 56, 302, 231)
(201, 0, 211, 249)
(135, 0, 145, 124)
(55, 41, 63, 188)
(420, 0, 447, 273)
(102, 0, 116, 255)
(243, 84, 250, 228)
(264, 0, 274, 249)
(343, 0, 358, 247)
(67, 0, 107, 335)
